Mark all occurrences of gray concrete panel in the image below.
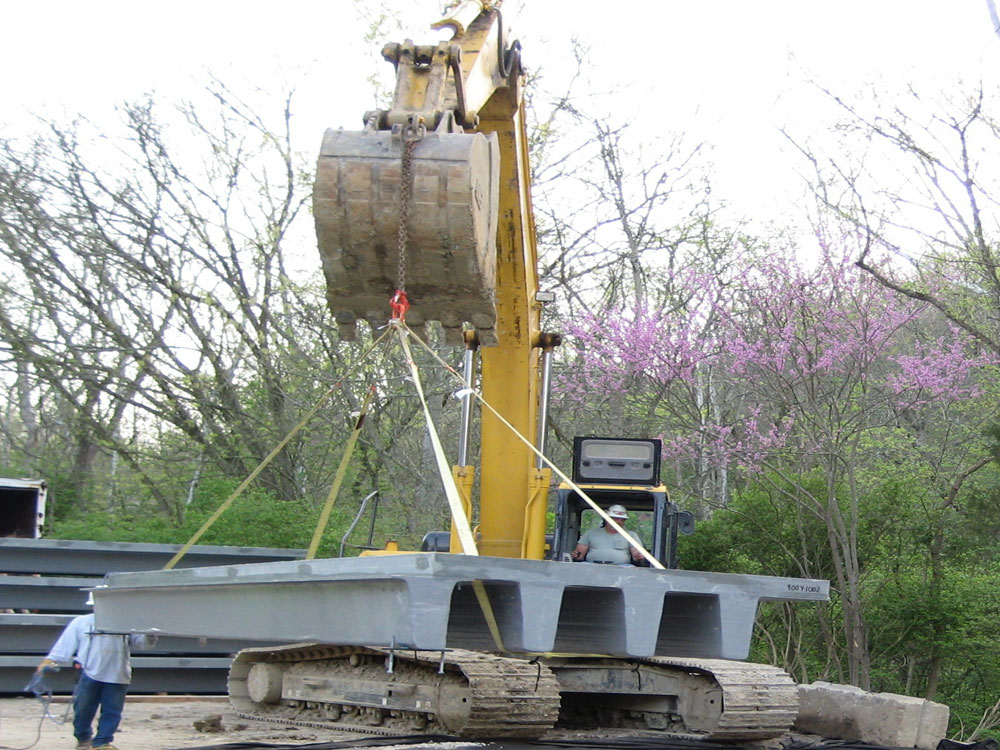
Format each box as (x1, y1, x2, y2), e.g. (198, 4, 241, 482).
(0, 614, 72, 652)
(0, 538, 304, 575)
(656, 593, 722, 657)
(621, 585, 666, 656)
(553, 586, 626, 655)
(94, 554, 828, 660)
(518, 582, 564, 653)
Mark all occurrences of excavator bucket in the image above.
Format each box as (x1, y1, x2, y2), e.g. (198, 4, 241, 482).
(314, 128, 500, 344)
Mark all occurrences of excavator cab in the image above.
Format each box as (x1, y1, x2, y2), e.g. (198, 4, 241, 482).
(548, 437, 694, 568)
(422, 436, 694, 568)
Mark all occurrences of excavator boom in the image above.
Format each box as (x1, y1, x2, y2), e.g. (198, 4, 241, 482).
(314, 0, 546, 559)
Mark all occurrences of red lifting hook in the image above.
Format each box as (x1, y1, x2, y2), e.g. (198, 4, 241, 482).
(389, 289, 410, 321)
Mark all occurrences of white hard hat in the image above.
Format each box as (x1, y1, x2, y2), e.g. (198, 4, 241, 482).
(608, 504, 628, 519)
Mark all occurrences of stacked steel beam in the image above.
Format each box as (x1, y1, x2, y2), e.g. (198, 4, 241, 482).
(0, 538, 303, 694)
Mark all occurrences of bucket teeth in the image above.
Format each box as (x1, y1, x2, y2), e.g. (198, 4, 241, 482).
(314, 128, 500, 344)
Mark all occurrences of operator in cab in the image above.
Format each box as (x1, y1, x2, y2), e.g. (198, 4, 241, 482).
(571, 505, 643, 565)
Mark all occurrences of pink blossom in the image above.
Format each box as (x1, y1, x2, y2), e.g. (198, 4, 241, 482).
(555, 242, 993, 479)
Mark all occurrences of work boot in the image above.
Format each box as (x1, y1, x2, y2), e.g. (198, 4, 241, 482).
(91, 745, 118, 749)
(75, 741, 92, 749)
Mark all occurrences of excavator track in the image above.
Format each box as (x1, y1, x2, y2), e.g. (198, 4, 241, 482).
(229, 643, 561, 738)
(657, 657, 800, 740)
(550, 655, 798, 741)
(230, 644, 797, 741)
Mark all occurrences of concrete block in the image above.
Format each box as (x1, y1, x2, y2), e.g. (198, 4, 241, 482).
(796, 681, 950, 749)
(862, 691, 924, 747)
(796, 682, 866, 739)
(916, 698, 951, 750)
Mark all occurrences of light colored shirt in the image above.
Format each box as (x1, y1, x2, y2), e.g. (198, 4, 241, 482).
(578, 526, 633, 564)
(45, 613, 155, 684)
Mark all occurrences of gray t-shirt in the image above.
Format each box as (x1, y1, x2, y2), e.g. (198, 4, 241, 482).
(579, 526, 632, 564)
(45, 613, 155, 684)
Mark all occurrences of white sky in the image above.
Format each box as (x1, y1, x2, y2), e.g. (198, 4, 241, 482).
(3, 1, 999, 226)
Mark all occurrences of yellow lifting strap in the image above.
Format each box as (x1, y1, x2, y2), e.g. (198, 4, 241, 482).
(305, 385, 377, 560)
(403, 322, 665, 570)
(392, 322, 507, 649)
(392, 321, 479, 556)
(163, 328, 393, 571)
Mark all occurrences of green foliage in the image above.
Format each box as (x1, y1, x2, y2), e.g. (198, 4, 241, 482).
(46, 477, 399, 559)
(183, 479, 328, 550)
(679, 471, 835, 580)
(680, 462, 1000, 725)
(677, 473, 837, 682)
(0, 463, 33, 478)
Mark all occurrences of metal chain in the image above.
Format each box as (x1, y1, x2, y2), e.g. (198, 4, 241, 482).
(397, 118, 425, 292)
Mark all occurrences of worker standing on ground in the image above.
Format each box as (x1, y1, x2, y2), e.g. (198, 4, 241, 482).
(37, 594, 156, 750)
(571, 505, 643, 565)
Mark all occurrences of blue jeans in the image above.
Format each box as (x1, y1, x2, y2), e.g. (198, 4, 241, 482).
(73, 672, 128, 746)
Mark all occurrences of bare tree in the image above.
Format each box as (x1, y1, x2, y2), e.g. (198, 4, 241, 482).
(787, 83, 1000, 357)
(533, 113, 714, 316)
(0, 81, 325, 514)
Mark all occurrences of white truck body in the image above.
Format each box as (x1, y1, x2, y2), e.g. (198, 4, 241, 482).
(0, 478, 46, 538)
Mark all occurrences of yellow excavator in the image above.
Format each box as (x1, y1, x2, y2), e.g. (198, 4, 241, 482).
(236, 0, 817, 737)
(94, 1, 829, 739)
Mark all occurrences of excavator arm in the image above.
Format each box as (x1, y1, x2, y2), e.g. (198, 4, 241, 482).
(314, 0, 549, 559)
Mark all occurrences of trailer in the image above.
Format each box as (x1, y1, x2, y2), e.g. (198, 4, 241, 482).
(0, 477, 46, 538)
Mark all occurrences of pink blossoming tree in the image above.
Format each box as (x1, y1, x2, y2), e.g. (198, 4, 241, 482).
(555, 239, 998, 689)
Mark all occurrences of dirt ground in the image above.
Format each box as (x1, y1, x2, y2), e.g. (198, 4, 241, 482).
(0, 695, 363, 750)
(0, 695, 804, 750)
